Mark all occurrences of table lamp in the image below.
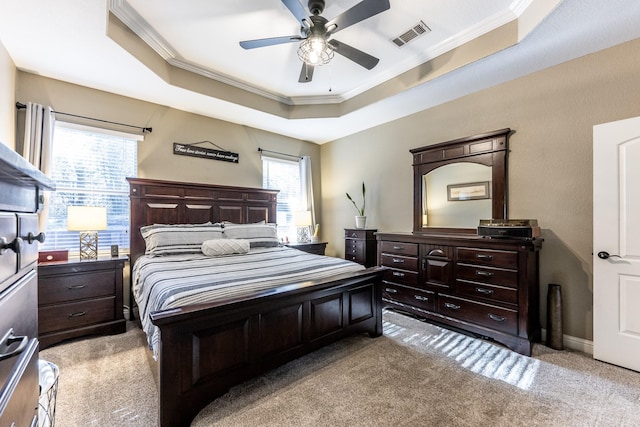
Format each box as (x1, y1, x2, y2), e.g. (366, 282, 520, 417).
(294, 210, 312, 243)
(67, 206, 107, 259)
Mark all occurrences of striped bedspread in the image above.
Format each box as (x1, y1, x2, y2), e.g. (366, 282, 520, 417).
(132, 246, 365, 358)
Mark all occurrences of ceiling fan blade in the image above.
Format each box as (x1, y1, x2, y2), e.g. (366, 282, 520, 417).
(298, 63, 315, 83)
(325, 0, 390, 34)
(281, 0, 311, 27)
(328, 39, 379, 70)
(239, 35, 302, 49)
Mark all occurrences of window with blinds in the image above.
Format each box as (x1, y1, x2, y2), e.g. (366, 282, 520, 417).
(262, 156, 301, 241)
(40, 123, 138, 253)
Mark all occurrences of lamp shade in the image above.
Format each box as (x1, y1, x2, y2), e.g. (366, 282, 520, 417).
(67, 206, 107, 231)
(293, 210, 312, 227)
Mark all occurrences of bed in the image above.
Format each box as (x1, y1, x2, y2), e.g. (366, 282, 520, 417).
(127, 178, 386, 427)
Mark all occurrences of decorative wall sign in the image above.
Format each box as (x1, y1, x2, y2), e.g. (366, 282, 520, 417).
(173, 142, 239, 163)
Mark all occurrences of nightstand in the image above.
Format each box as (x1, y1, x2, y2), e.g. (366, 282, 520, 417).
(285, 241, 328, 255)
(37, 256, 127, 349)
(344, 228, 378, 267)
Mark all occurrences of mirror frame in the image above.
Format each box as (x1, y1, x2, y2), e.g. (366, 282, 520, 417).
(411, 128, 511, 234)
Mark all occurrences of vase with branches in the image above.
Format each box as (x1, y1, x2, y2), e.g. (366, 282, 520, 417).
(346, 182, 367, 228)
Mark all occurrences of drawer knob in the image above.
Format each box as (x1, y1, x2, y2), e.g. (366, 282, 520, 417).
(476, 288, 494, 295)
(68, 311, 87, 318)
(475, 270, 494, 278)
(414, 295, 429, 301)
(444, 302, 461, 310)
(0, 236, 23, 255)
(488, 314, 506, 322)
(26, 231, 46, 244)
(384, 288, 398, 294)
(475, 254, 493, 260)
(0, 329, 28, 362)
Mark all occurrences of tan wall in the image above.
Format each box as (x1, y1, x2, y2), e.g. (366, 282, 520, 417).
(321, 37, 640, 342)
(15, 72, 322, 218)
(0, 40, 16, 149)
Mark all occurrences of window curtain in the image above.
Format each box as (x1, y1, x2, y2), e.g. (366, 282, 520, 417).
(21, 102, 55, 231)
(299, 156, 316, 228)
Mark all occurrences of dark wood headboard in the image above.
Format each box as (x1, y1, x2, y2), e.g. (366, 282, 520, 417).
(127, 178, 278, 266)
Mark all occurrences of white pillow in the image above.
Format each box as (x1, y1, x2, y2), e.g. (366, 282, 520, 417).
(222, 223, 280, 247)
(201, 239, 250, 257)
(141, 223, 223, 256)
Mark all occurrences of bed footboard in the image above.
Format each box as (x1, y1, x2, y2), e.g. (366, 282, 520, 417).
(150, 267, 385, 427)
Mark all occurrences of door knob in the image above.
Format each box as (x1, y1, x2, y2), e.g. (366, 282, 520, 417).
(597, 251, 621, 260)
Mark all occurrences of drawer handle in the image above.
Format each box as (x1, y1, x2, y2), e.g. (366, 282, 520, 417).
(476, 288, 494, 295)
(0, 236, 23, 255)
(69, 284, 86, 290)
(26, 231, 46, 244)
(427, 249, 445, 257)
(68, 311, 87, 318)
(392, 258, 405, 264)
(444, 302, 461, 310)
(384, 288, 398, 294)
(351, 233, 358, 237)
(488, 314, 506, 322)
(392, 246, 404, 250)
(0, 329, 28, 362)
(414, 295, 429, 301)
(392, 271, 405, 278)
(475, 254, 493, 260)
(475, 271, 494, 278)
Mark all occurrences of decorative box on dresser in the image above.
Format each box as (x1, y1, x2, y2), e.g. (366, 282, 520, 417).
(344, 229, 377, 267)
(0, 143, 55, 426)
(37, 257, 127, 349)
(377, 232, 541, 355)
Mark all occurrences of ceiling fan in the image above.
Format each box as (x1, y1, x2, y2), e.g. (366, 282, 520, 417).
(239, 0, 390, 83)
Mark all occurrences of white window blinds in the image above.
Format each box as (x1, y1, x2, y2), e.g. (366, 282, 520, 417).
(262, 155, 302, 241)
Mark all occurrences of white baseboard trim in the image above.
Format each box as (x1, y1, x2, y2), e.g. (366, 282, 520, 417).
(541, 329, 593, 354)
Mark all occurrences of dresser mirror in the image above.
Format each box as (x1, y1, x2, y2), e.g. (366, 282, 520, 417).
(411, 129, 511, 234)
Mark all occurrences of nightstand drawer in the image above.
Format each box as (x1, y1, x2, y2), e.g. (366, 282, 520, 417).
(39, 296, 116, 334)
(38, 270, 116, 305)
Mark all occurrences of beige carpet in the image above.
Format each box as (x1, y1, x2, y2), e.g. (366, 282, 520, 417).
(40, 311, 640, 426)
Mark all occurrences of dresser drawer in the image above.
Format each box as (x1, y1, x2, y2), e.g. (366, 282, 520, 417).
(379, 241, 418, 257)
(438, 295, 518, 335)
(382, 268, 419, 287)
(0, 213, 17, 293)
(382, 282, 435, 312)
(38, 270, 116, 305)
(456, 264, 518, 288)
(0, 338, 39, 427)
(39, 296, 116, 334)
(457, 247, 518, 269)
(380, 253, 419, 271)
(456, 280, 518, 305)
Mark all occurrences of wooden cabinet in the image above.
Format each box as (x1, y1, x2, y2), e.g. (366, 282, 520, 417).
(344, 229, 377, 267)
(0, 143, 55, 425)
(377, 232, 541, 355)
(38, 257, 127, 349)
(285, 241, 327, 255)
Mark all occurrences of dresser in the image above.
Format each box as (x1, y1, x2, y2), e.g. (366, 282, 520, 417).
(344, 229, 377, 267)
(38, 257, 126, 349)
(377, 232, 541, 355)
(0, 143, 55, 426)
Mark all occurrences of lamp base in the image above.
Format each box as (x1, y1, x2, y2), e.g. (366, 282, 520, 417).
(79, 231, 98, 260)
(296, 227, 310, 243)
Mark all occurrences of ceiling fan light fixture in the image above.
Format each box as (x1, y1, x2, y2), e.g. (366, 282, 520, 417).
(297, 36, 334, 66)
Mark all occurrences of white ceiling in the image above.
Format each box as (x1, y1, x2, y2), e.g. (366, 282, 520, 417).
(1, 0, 640, 144)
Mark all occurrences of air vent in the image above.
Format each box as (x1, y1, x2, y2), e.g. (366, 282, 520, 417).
(391, 21, 430, 47)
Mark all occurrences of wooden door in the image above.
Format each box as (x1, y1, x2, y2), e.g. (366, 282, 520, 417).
(593, 116, 640, 372)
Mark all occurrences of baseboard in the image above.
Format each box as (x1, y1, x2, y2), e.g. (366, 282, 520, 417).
(541, 329, 593, 354)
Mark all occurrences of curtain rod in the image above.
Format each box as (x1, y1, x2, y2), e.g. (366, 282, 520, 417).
(16, 102, 152, 134)
(258, 147, 301, 159)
